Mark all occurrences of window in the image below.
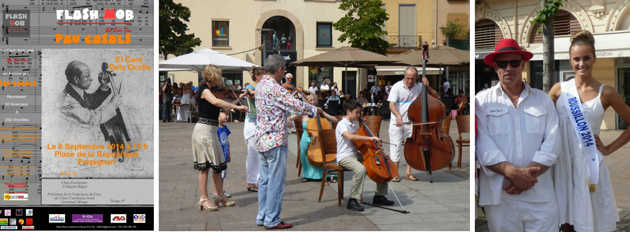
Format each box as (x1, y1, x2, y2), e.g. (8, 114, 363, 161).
(317, 22, 332, 47)
(529, 10, 580, 44)
(475, 19, 503, 49)
(212, 21, 229, 47)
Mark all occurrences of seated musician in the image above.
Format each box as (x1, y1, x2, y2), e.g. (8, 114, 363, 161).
(336, 100, 394, 211)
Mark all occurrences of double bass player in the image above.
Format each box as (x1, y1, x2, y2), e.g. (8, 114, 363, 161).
(388, 67, 439, 182)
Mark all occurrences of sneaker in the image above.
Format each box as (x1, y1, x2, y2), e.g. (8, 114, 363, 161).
(346, 198, 364, 211)
(372, 195, 394, 206)
(264, 221, 293, 230)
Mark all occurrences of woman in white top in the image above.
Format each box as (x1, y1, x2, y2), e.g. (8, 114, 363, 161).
(549, 30, 630, 232)
(331, 82, 339, 95)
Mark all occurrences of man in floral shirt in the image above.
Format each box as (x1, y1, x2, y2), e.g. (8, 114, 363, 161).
(255, 54, 323, 229)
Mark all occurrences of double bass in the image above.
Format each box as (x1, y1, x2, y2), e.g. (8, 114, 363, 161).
(353, 117, 399, 183)
(403, 83, 454, 182)
(98, 62, 131, 162)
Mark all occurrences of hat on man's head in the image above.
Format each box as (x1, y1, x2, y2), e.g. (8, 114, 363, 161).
(484, 39, 533, 66)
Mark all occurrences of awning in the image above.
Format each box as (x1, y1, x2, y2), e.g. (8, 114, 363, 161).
(530, 31, 630, 60)
(375, 66, 442, 76)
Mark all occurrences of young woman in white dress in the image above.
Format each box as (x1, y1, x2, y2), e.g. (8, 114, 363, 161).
(548, 30, 630, 232)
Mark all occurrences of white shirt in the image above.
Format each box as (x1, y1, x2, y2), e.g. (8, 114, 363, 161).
(308, 86, 318, 94)
(443, 81, 450, 93)
(335, 117, 360, 163)
(320, 84, 330, 91)
(385, 85, 393, 95)
(476, 82, 559, 206)
(387, 81, 422, 124)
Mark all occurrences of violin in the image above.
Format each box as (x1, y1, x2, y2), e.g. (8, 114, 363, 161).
(306, 114, 334, 167)
(353, 117, 399, 183)
(403, 83, 454, 183)
(98, 62, 131, 162)
(210, 85, 248, 102)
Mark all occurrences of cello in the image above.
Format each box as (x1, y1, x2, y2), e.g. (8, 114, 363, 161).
(306, 114, 334, 167)
(98, 62, 131, 162)
(403, 83, 454, 183)
(353, 117, 399, 183)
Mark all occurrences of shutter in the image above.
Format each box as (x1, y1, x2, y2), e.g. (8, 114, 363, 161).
(475, 19, 503, 49)
(529, 10, 580, 43)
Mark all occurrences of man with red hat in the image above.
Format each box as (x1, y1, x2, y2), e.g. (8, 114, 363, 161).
(475, 39, 560, 231)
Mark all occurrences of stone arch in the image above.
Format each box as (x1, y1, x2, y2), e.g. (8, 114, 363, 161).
(254, 9, 305, 85)
(606, 0, 630, 31)
(475, 3, 512, 40)
(521, 0, 593, 45)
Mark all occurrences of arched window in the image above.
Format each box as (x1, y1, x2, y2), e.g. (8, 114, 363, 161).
(475, 19, 503, 49)
(529, 10, 581, 43)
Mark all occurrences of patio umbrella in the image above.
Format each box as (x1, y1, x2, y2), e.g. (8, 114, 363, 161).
(394, 46, 469, 91)
(291, 46, 401, 96)
(160, 48, 256, 72)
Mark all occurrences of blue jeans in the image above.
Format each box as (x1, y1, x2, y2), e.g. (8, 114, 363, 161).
(162, 98, 172, 122)
(256, 146, 287, 227)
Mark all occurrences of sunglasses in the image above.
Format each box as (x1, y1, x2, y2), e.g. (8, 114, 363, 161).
(495, 60, 522, 69)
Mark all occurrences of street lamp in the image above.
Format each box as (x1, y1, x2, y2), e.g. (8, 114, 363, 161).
(256, 28, 274, 66)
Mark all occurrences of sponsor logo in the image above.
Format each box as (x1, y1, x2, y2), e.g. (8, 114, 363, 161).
(15, 210, 21, 217)
(17, 219, 23, 225)
(3, 194, 27, 201)
(110, 214, 126, 223)
(8, 219, 15, 226)
(0, 226, 7, 230)
(3, 210, 9, 216)
(25, 219, 32, 226)
(0, 219, 7, 225)
(72, 214, 103, 223)
(21, 226, 34, 230)
(133, 214, 145, 223)
(25, 209, 32, 217)
(48, 214, 65, 223)
(8, 226, 16, 230)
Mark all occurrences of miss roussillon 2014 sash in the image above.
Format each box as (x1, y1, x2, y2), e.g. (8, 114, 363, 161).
(561, 79, 603, 191)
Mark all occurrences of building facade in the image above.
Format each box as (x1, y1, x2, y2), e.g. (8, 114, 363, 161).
(475, 0, 630, 129)
(162, 0, 366, 96)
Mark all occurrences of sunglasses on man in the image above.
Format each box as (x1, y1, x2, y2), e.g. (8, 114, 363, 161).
(495, 60, 522, 69)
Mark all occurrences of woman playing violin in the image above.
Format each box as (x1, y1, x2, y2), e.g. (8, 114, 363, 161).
(288, 94, 338, 183)
(191, 64, 248, 211)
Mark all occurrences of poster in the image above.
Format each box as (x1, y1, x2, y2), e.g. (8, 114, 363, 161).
(1, 0, 153, 230)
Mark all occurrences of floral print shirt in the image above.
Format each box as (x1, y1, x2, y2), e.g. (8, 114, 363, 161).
(255, 75, 317, 152)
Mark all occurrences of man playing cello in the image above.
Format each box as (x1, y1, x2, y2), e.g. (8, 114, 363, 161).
(388, 67, 439, 181)
(336, 101, 395, 211)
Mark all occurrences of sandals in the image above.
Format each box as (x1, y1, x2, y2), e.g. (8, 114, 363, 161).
(301, 178, 309, 182)
(327, 177, 337, 183)
(391, 176, 401, 182)
(405, 174, 419, 181)
(197, 198, 218, 211)
(246, 185, 258, 192)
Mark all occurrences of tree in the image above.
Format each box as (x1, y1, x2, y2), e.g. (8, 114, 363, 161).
(159, 0, 202, 60)
(440, 19, 469, 41)
(532, 0, 563, 92)
(333, 0, 390, 54)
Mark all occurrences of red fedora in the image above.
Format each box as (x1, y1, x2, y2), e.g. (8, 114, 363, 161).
(484, 39, 533, 66)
